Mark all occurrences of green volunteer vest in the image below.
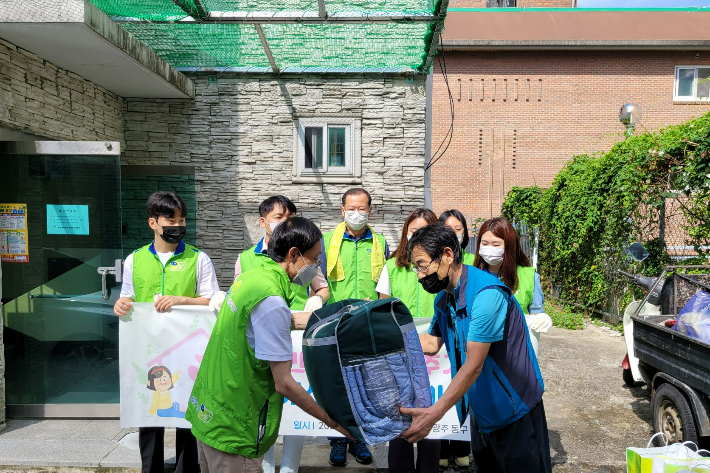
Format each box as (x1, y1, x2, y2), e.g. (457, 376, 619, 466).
(385, 258, 435, 318)
(462, 250, 475, 266)
(132, 242, 200, 302)
(239, 240, 309, 311)
(323, 230, 387, 303)
(514, 266, 536, 315)
(186, 259, 292, 457)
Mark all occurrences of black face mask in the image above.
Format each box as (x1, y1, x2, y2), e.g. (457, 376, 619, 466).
(158, 225, 186, 244)
(419, 260, 450, 294)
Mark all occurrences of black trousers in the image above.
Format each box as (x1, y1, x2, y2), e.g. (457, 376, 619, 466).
(440, 440, 471, 460)
(470, 401, 552, 473)
(388, 438, 441, 473)
(139, 427, 200, 473)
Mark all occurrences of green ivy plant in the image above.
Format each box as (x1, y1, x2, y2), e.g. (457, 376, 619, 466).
(502, 112, 710, 312)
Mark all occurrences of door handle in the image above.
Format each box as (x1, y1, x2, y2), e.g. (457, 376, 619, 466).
(97, 259, 123, 300)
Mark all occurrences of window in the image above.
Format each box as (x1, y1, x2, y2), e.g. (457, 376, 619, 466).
(294, 118, 361, 182)
(675, 66, 710, 101)
(487, 0, 516, 6)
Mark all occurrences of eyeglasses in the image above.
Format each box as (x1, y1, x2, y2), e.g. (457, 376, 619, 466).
(298, 249, 321, 267)
(411, 259, 439, 274)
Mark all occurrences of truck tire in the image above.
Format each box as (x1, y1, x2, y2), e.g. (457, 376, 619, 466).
(653, 383, 699, 446)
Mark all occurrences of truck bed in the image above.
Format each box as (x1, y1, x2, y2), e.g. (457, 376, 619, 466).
(632, 314, 710, 397)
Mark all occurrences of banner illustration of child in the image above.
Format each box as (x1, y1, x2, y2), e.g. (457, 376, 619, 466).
(147, 365, 185, 418)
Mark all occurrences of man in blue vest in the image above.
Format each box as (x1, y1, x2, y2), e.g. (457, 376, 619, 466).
(400, 223, 551, 473)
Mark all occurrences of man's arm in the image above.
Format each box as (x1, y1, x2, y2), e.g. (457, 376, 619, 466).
(114, 254, 135, 317)
(400, 341, 489, 443)
(400, 287, 509, 443)
(270, 360, 354, 440)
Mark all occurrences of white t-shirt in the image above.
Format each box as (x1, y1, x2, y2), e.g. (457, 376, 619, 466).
(246, 296, 293, 362)
(375, 265, 391, 296)
(120, 250, 220, 299)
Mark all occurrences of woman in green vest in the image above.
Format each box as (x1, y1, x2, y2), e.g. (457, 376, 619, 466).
(473, 217, 552, 355)
(376, 208, 438, 317)
(439, 209, 475, 265)
(376, 208, 441, 473)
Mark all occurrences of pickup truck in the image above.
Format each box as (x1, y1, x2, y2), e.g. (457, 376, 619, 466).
(631, 266, 710, 447)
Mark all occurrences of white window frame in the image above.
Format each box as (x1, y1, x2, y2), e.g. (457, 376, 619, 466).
(674, 66, 710, 101)
(293, 117, 362, 183)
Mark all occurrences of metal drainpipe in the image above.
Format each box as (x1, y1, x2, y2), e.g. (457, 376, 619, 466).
(424, 72, 433, 209)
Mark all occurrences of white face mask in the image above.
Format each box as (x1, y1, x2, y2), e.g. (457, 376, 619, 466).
(291, 253, 319, 287)
(457, 233, 464, 245)
(344, 210, 369, 231)
(265, 219, 282, 235)
(479, 245, 505, 266)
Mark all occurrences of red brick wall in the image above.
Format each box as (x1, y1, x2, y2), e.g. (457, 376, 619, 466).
(430, 50, 710, 219)
(448, 0, 573, 7)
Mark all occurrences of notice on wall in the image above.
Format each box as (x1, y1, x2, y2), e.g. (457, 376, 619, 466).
(47, 204, 89, 235)
(120, 304, 469, 439)
(0, 203, 29, 263)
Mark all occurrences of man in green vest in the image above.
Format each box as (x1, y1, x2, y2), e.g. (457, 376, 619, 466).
(322, 187, 389, 466)
(113, 191, 220, 473)
(186, 217, 352, 472)
(231, 195, 329, 473)
(233, 195, 329, 314)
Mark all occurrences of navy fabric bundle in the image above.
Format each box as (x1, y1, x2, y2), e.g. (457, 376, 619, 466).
(303, 298, 432, 444)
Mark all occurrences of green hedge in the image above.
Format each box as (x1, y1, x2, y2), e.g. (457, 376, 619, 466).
(502, 112, 710, 310)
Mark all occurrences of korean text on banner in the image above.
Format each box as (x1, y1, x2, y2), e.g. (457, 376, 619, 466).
(119, 303, 470, 439)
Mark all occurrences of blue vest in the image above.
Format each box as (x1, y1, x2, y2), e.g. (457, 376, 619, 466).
(433, 265, 544, 433)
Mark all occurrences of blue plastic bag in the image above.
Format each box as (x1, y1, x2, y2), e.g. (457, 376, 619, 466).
(674, 290, 710, 344)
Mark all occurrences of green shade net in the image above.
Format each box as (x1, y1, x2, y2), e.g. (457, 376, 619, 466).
(121, 23, 271, 69)
(90, 0, 197, 21)
(89, 0, 444, 72)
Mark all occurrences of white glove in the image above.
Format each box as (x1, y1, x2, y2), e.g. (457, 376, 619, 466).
(528, 313, 553, 333)
(303, 295, 324, 313)
(209, 291, 227, 313)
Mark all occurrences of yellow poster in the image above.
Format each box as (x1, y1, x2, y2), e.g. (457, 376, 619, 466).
(0, 203, 29, 263)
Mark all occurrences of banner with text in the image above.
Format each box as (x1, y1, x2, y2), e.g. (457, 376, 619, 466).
(119, 304, 469, 439)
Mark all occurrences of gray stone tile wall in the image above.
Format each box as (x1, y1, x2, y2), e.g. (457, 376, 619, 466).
(122, 75, 427, 289)
(0, 39, 124, 142)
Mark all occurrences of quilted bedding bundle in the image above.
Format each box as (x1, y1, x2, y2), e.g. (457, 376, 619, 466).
(302, 298, 432, 445)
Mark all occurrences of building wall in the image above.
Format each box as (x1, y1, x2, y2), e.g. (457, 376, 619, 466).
(122, 75, 427, 287)
(430, 50, 710, 220)
(0, 39, 124, 142)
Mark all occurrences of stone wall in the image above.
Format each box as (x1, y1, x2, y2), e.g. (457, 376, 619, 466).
(122, 75, 427, 287)
(0, 39, 124, 142)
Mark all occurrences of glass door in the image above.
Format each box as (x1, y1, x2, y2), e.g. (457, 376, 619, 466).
(1, 141, 122, 417)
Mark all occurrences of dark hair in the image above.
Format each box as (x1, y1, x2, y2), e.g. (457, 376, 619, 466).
(439, 209, 469, 250)
(267, 217, 323, 262)
(394, 208, 438, 268)
(146, 366, 174, 391)
(406, 223, 462, 266)
(473, 217, 531, 293)
(341, 188, 372, 207)
(146, 192, 187, 220)
(259, 195, 297, 218)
